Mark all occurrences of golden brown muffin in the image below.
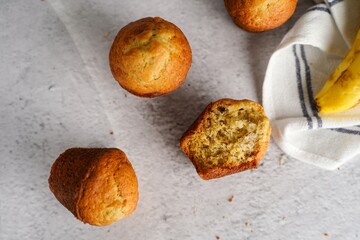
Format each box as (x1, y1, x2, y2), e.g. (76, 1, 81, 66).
(224, 0, 298, 32)
(180, 99, 271, 180)
(49, 148, 138, 226)
(109, 17, 192, 97)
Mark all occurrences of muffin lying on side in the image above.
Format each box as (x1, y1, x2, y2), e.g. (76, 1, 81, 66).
(180, 99, 271, 180)
(224, 0, 298, 32)
(49, 148, 138, 226)
(109, 17, 192, 97)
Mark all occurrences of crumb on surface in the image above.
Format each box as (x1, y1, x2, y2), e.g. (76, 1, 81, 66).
(324, 232, 329, 237)
(245, 222, 252, 227)
(279, 154, 286, 165)
(215, 235, 220, 240)
(110, 131, 114, 135)
(103, 31, 110, 39)
(228, 195, 234, 203)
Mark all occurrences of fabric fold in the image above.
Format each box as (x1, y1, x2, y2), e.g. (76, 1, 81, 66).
(263, 0, 360, 169)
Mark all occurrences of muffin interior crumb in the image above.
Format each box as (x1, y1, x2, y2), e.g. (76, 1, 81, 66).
(187, 103, 268, 170)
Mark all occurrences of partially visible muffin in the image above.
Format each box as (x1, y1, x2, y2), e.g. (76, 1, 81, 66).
(109, 17, 192, 97)
(49, 148, 138, 226)
(180, 99, 271, 180)
(224, 0, 298, 32)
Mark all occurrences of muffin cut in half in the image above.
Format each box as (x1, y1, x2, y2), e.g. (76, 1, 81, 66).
(180, 99, 271, 180)
(49, 148, 138, 226)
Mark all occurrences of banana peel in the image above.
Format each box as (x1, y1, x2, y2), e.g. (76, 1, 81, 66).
(315, 28, 360, 114)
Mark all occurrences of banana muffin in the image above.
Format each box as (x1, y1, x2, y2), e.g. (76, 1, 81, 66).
(49, 148, 138, 226)
(109, 17, 192, 97)
(224, 0, 298, 32)
(180, 99, 271, 180)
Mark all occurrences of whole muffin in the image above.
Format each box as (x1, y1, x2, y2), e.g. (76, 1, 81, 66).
(49, 148, 138, 226)
(109, 17, 192, 97)
(224, 0, 298, 32)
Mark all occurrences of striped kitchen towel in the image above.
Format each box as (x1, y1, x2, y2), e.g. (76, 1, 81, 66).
(263, 0, 360, 169)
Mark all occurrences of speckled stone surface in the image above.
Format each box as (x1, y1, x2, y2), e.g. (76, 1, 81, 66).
(1, 0, 360, 239)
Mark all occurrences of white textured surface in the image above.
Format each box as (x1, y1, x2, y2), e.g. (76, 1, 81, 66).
(1, 0, 360, 239)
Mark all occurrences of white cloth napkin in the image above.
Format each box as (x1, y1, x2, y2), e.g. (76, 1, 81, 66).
(263, 0, 360, 170)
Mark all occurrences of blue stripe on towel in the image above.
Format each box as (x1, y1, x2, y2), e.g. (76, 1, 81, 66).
(306, 6, 331, 14)
(300, 45, 323, 128)
(332, 128, 360, 135)
(293, 45, 313, 129)
(328, 0, 344, 7)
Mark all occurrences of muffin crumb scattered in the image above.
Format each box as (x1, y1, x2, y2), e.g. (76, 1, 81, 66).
(245, 222, 252, 227)
(279, 155, 286, 165)
(103, 31, 110, 39)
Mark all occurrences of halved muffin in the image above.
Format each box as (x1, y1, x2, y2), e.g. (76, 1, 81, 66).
(180, 99, 271, 180)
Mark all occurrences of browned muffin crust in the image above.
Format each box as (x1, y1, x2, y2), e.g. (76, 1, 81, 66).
(224, 0, 298, 32)
(180, 99, 271, 180)
(49, 148, 138, 226)
(109, 17, 192, 97)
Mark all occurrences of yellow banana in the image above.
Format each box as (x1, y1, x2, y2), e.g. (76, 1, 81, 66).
(315, 28, 360, 114)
